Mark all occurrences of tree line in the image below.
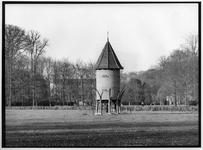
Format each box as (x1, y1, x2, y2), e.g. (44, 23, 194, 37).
(5, 24, 96, 107)
(121, 34, 199, 106)
(5, 24, 199, 107)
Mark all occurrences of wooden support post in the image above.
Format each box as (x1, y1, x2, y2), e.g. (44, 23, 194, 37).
(95, 100, 98, 113)
(118, 100, 120, 114)
(114, 101, 116, 112)
(108, 89, 111, 114)
(96, 100, 99, 113)
(100, 100, 102, 115)
(108, 99, 111, 114)
(116, 100, 118, 114)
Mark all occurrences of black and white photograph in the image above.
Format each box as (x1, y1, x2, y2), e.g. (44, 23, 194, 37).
(2, 1, 200, 147)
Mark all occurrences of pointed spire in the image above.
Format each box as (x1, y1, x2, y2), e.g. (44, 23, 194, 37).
(107, 31, 109, 42)
(95, 40, 123, 70)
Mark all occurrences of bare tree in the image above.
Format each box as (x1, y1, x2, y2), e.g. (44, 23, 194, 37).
(14, 54, 31, 106)
(59, 58, 74, 105)
(84, 61, 96, 106)
(181, 34, 198, 55)
(156, 34, 199, 106)
(182, 34, 199, 103)
(42, 57, 54, 106)
(5, 25, 27, 106)
(52, 60, 61, 105)
(25, 30, 49, 106)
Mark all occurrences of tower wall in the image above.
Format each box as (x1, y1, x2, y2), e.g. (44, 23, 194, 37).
(96, 70, 120, 100)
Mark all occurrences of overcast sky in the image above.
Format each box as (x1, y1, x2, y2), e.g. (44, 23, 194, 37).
(5, 3, 198, 72)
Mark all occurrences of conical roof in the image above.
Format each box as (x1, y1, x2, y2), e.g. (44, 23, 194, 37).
(95, 41, 123, 70)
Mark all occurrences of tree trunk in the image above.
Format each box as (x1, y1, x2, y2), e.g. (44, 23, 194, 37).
(63, 81, 65, 105)
(32, 58, 35, 107)
(21, 80, 24, 106)
(193, 83, 196, 102)
(76, 78, 79, 106)
(48, 81, 51, 107)
(185, 84, 188, 106)
(56, 83, 58, 105)
(70, 91, 71, 103)
(61, 81, 63, 105)
(82, 79, 84, 106)
(8, 57, 12, 107)
(174, 80, 177, 106)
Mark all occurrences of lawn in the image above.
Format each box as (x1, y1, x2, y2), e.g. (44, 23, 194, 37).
(5, 109, 199, 147)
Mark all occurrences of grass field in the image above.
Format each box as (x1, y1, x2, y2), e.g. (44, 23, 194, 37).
(5, 109, 199, 147)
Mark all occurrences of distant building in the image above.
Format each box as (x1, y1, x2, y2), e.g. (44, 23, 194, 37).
(51, 78, 96, 106)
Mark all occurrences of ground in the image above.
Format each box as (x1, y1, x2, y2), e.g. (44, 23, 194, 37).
(5, 109, 199, 147)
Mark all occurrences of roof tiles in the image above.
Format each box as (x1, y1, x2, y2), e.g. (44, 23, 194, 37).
(95, 41, 123, 70)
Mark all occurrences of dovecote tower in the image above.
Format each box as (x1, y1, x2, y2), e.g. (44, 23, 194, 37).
(95, 37, 124, 114)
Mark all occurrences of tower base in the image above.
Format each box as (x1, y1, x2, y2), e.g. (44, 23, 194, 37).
(95, 113, 102, 115)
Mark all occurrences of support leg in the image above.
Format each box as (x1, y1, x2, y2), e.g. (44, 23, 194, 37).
(118, 100, 121, 114)
(95, 100, 98, 113)
(118, 101, 121, 114)
(114, 101, 116, 112)
(108, 99, 111, 114)
(95, 100, 102, 115)
(100, 100, 102, 115)
(116, 100, 118, 114)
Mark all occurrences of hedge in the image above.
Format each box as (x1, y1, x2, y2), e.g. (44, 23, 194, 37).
(6, 105, 198, 112)
(121, 105, 198, 112)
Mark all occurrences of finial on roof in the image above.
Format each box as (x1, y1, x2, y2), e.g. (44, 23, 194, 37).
(107, 31, 109, 41)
